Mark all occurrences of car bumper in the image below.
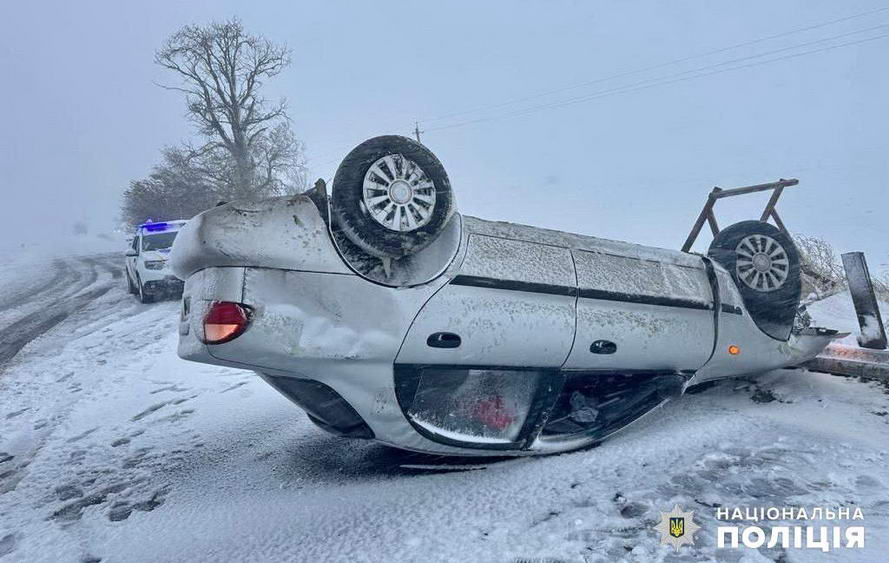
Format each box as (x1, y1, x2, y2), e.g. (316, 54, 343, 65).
(143, 275, 184, 294)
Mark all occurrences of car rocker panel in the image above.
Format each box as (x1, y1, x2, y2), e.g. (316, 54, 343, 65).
(171, 135, 837, 457)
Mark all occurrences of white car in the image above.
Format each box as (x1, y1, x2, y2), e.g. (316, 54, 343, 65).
(170, 136, 839, 456)
(125, 220, 187, 303)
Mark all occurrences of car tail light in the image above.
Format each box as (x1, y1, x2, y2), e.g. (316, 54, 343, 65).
(202, 301, 251, 344)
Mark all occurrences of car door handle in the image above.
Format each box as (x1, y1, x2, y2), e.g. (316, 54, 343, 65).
(590, 339, 617, 354)
(427, 332, 461, 349)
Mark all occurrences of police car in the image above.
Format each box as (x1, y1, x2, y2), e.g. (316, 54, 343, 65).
(170, 136, 840, 456)
(125, 220, 187, 303)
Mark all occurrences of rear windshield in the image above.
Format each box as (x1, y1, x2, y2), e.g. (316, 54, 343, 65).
(141, 231, 178, 251)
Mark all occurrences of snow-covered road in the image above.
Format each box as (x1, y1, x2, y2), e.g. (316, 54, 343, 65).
(1, 254, 888, 562)
(0, 254, 121, 366)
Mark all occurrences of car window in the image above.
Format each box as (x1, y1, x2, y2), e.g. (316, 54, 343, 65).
(141, 232, 178, 251)
(131, 237, 138, 252)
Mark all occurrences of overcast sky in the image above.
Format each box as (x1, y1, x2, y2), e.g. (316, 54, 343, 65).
(1, 1, 887, 269)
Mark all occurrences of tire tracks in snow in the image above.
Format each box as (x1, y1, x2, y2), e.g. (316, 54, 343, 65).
(0, 264, 177, 519)
(0, 254, 122, 369)
(0, 259, 67, 312)
(0, 255, 197, 563)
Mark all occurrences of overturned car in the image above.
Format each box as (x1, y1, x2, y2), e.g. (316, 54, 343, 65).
(171, 135, 838, 456)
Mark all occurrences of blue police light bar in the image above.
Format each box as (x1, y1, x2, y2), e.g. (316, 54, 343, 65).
(140, 222, 169, 232)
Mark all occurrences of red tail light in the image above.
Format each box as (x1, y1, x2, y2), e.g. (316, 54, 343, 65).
(202, 301, 251, 344)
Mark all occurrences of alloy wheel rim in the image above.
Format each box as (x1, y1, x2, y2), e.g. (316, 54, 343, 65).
(735, 234, 789, 292)
(362, 154, 436, 232)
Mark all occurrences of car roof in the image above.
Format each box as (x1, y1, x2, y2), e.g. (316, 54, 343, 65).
(136, 220, 187, 235)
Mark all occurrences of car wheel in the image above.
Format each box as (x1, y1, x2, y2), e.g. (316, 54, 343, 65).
(708, 220, 801, 340)
(331, 135, 455, 259)
(137, 277, 154, 304)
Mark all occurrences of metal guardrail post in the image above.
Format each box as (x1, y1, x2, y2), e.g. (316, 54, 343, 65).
(841, 252, 888, 350)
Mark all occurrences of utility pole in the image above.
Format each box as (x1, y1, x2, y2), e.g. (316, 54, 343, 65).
(413, 122, 423, 143)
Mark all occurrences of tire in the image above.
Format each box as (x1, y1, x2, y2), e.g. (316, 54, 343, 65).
(708, 220, 801, 340)
(331, 135, 454, 259)
(126, 271, 136, 294)
(137, 277, 154, 304)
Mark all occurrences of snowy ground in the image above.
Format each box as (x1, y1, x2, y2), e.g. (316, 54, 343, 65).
(1, 253, 889, 562)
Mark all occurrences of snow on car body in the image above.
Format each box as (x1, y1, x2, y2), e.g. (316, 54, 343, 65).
(172, 136, 837, 456)
(125, 220, 187, 303)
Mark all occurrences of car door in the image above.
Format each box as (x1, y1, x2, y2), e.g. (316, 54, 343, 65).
(398, 234, 576, 367)
(126, 235, 138, 279)
(394, 234, 578, 448)
(564, 249, 715, 372)
(397, 234, 577, 368)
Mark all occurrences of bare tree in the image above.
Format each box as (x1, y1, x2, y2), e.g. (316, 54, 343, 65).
(156, 18, 303, 198)
(793, 234, 889, 304)
(253, 122, 308, 195)
(793, 233, 846, 300)
(874, 271, 889, 302)
(122, 147, 220, 226)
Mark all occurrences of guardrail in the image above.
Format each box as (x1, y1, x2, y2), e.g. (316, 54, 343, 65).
(803, 343, 889, 382)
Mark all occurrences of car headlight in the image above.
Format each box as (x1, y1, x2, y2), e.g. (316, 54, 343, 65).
(144, 260, 166, 270)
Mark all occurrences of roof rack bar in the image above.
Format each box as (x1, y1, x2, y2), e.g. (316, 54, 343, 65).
(681, 178, 798, 253)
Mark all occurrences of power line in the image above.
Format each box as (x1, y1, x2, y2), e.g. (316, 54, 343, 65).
(416, 4, 889, 126)
(306, 6, 889, 170)
(425, 26, 889, 133)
